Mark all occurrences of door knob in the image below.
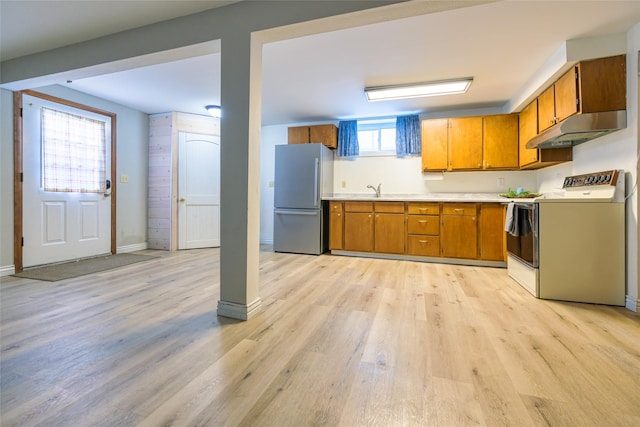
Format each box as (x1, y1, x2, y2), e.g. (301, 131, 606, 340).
(180, 198, 186, 202)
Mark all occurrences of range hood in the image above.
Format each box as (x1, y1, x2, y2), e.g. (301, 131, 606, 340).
(525, 110, 627, 149)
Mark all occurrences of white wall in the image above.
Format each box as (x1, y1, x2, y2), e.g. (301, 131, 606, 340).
(0, 89, 14, 274)
(0, 85, 149, 274)
(334, 156, 536, 195)
(259, 125, 287, 244)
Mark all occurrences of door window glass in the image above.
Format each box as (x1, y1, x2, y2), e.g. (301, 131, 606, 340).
(41, 107, 106, 193)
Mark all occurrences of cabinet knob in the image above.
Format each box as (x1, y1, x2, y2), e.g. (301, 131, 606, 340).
(337, 213, 341, 217)
(418, 220, 427, 224)
(369, 214, 372, 218)
(179, 198, 186, 202)
(477, 163, 481, 168)
(486, 163, 491, 168)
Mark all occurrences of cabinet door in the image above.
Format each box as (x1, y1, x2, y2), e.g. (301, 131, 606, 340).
(537, 85, 556, 132)
(519, 100, 539, 167)
(344, 212, 373, 252)
(441, 215, 477, 259)
(483, 114, 518, 169)
(478, 204, 505, 261)
(448, 117, 483, 170)
(554, 67, 579, 123)
(329, 202, 344, 250)
(288, 126, 309, 144)
(374, 213, 405, 254)
(310, 124, 337, 149)
(421, 119, 448, 171)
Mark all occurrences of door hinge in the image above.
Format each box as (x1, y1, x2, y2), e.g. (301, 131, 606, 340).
(576, 98, 580, 106)
(21, 237, 24, 247)
(20, 172, 23, 182)
(20, 107, 23, 117)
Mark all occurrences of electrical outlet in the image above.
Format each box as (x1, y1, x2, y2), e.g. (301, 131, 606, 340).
(497, 178, 505, 187)
(120, 174, 129, 183)
(268, 180, 274, 188)
(341, 180, 347, 188)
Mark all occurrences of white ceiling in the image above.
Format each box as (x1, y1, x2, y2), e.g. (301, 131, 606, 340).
(1, 1, 639, 126)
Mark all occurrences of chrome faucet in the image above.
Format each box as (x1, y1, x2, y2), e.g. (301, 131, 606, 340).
(367, 183, 381, 198)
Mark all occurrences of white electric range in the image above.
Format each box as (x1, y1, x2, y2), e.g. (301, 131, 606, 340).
(507, 169, 626, 306)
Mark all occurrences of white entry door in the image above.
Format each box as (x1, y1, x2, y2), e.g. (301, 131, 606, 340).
(22, 94, 112, 267)
(178, 132, 220, 249)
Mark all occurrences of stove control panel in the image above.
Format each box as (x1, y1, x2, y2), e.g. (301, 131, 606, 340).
(562, 170, 619, 188)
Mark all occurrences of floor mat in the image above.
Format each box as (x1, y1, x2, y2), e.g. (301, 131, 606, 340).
(13, 254, 158, 282)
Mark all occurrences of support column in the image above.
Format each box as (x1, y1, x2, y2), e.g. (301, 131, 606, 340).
(217, 29, 263, 320)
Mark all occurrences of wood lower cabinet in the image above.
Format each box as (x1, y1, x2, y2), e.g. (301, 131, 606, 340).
(374, 202, 405, 254)
(478, 203, 506, 261)
(329, 201, 344, 250)
(343, 202, 373, 252)
(440, 204, 477, 259)
(406, 202, 440, 257)
(330, 200, 506, 265)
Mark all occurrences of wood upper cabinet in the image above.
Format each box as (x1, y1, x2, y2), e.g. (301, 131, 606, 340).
(309, 125, 338, 149)
(440, 204, 477, 259)
(519, 99, 572, 169)
(288, 126, 311, 144)
(344, 202, 373, 252)
(287, 124, 338, 149)
(537, 55, 626, 133)
(478, 203, 505, 261)
(374, 202, 405, 254)
(421, 119, 449, 171)
(538, 68, 578, 132)
(483, 114, 519, 169)
(329, 202, 344, 250)
(422, 116, 513, 172)
(519, 99, 540, 167)
(448, 117, 483, 170)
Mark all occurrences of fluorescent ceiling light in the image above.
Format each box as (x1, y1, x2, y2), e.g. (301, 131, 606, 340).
(364, 78, 473, 102)
(205, 105, 222, 117)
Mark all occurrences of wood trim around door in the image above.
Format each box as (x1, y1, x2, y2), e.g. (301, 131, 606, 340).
(13, 89, 118, 272)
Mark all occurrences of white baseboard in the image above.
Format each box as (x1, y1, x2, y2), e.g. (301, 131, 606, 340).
(0, 265, 16, 277)
(260, 239, 273, 245)
(625, 294, 639, 312)
(116, 242, 148, 254)
(217, 298, 262, 321)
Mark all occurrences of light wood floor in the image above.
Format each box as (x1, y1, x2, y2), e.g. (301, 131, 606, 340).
(1, 248, 639, 426)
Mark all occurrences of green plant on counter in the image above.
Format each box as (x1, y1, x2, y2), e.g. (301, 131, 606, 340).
(500, 187, 541, 198)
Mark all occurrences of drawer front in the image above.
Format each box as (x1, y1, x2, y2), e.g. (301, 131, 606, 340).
(344, 201, 373, 212)
(442, 203, 477, 216)
(330, 202, 343, 213)
(407, 203, 439, 215)
(407, 215, 439, 235)
(407, 235, 440, 257)
(374, 201, 405, 213)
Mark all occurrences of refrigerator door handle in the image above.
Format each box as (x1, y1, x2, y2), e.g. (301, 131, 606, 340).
(275, 210, 319, 216)
(313, 158, 319, 207)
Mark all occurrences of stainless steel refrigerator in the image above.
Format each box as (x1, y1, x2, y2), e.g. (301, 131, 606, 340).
(273, 143, 334, 254)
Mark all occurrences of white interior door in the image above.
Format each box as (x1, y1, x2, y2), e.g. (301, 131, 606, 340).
(22, 94, 112, 268)
(178, 132, 220, 249)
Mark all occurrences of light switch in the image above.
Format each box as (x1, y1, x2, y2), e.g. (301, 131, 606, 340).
(497, 178, 505, 187)
(268, 180, 274, 188)
(341, 180, 347, 188)
(120, 174, 129, 183)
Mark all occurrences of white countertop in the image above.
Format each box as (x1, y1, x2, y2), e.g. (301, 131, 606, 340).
(323, 193, 535, 203)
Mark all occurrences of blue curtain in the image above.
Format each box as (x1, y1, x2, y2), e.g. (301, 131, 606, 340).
(395, 114, 421, 156)
(337, 120, 359, 157)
